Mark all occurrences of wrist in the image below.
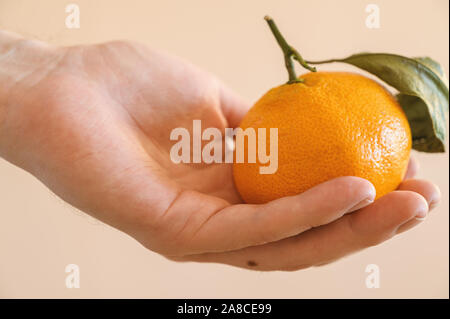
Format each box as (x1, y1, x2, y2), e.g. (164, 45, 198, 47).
(0, 30, 56, 94)
(0, 31, 21, 130)
(0, 31, 58, 143)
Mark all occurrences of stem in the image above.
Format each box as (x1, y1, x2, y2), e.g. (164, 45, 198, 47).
(305, 59, 341, 65)
(264, 16, 316, 84)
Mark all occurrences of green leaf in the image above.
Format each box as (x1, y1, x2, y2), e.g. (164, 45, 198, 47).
(396, 94, 445, 152)
(308, 53, 449, 153)
(396, 57, 449, 152)
(414, 57, 449, 87)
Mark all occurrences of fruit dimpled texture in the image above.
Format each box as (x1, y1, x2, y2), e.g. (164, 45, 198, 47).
(233, 72, 412, 204)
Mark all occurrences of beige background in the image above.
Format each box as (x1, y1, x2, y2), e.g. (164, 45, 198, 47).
(0, 0, 448, 298)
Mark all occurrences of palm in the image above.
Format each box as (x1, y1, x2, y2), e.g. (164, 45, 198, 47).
(79, 41, 243, 203)
(139, 105, 240, 203)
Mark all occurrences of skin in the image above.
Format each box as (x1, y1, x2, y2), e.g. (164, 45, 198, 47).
(0, 30, 441, 271)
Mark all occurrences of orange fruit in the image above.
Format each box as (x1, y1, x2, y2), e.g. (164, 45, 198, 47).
(233, 72, 412, 204)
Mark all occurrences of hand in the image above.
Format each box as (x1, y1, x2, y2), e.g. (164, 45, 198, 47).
(0, 32, 441, 270)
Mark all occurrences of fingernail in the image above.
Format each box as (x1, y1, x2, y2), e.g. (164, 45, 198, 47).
(429, 199, 440, 211)
(428, 188, 441, 212)
(348, 198, 374, 212)
(415, 206, 428, 221)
